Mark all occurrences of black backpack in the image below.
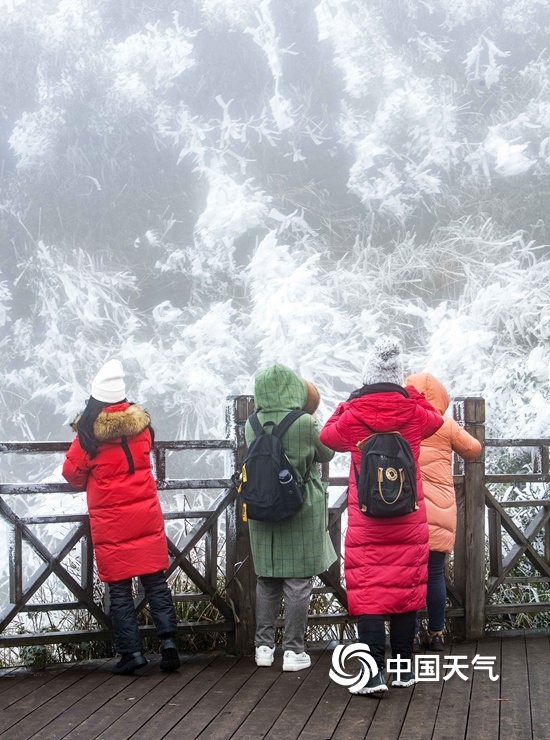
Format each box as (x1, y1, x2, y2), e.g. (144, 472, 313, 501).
(354, 426, 418, 518)
(238, 410, 307, 523)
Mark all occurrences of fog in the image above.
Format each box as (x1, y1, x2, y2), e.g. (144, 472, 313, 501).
(1, 0, 550, 458)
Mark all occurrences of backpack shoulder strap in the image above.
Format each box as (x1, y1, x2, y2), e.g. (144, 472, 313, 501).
(275, 410, 313, 485)
(249, 412, 265, 438)
(273, 410, 307, 439)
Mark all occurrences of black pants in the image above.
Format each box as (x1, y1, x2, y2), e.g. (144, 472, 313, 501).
(357, 611, 416, 672)
(108, 571, 178, 655)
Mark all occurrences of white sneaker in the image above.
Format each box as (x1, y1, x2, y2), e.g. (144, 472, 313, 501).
(255, 645, 275, 667)
(282, 650, 311, 672)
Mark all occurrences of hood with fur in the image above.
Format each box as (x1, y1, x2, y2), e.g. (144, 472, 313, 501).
(93, 403, 151, 442)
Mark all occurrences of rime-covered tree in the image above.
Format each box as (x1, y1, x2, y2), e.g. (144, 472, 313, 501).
(0, 0, 549, 452)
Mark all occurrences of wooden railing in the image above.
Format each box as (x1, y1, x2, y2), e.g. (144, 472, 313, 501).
(0, 403, 239, 651)
(1, 395, 550, 654)
(0, 396, 348, 655)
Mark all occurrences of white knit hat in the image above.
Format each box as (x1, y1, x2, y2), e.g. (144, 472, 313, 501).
(91, 359, 126, 403)
(362, 337, 404, 386)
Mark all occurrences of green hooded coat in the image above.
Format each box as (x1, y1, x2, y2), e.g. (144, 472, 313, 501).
(245, 364, 337, 578)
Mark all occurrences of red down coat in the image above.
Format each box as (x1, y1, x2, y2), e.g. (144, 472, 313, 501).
(62, 403, 169, 583)
(320, 385, 443, 616)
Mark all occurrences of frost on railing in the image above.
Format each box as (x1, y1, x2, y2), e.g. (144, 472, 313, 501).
(0, 435, 238, 658)
(482, 433, 550, 634)
(0, 396, 352, 660)
(7, 395, 549, 654)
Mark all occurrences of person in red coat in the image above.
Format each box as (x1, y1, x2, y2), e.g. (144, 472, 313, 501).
(320, 338, 443, 695)
(62, 359, 180, 675)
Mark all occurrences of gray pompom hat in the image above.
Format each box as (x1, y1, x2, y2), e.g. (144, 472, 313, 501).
(362, 337, 404, 386)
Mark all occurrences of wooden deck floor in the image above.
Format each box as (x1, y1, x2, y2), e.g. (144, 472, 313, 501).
(0, 634, 548, 740)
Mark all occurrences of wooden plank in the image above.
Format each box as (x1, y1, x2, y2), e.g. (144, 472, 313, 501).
(485, 475, 550, 483)
(364, 670, 414, 739)
(465, 638, 501, 740)
(225, 395, 257, 655)
(29, 662, 132, 740)
(61, 659, 181, 740)
(487, 507, 502, 578)
(526, 635, 550, 740)
(129, 655, 239, 740)
(462, 398, 486, 639)
(0, 660, 106, 737)
(485, 603, 550, 615)
(485, 439, 550, 447)
(194, 659, 282, 740)
(4, 636, 550, 739)
(399, 646, 448, 740)
(9, 524, 22, 604)
(453, 470, 467, 640)
(0, 620, 233, 649)
(297, 660, 351, 740)
(29, 656, 202, 740)
(0, 664, 73, 710)
(486, 628, 549, 639)
(331, 691, 377, 740)
(0, 660, 115, 740)
(161, 657, 258, 739)
(230, 649, 325, 740)
(497, 500, 550, 508)
(85, 655, 216, 740)
(0, 669, 30, 696)
(499, 634, 532, 739)
(263, 650, 335, 740)
(431, 642, 475, 739)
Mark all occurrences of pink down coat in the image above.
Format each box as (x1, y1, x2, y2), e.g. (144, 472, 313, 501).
(320, 386, 443, 616)
(406, 373, 483, 553)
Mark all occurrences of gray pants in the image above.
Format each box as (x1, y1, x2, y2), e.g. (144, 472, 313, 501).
(255, 576, 312, 653)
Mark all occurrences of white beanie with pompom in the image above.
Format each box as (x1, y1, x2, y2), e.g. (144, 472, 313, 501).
(362, 337, 404, 386)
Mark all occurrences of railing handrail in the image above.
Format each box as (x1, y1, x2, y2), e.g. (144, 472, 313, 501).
(1, 439, 234, 453)
(3, 395, 550, 652)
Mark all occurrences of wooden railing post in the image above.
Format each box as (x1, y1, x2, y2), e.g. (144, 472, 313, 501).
(225, 395, 256, 655)
(458, 397, 486, 639)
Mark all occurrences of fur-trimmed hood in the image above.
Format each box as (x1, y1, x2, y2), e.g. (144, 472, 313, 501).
(71, 403, 151, 441)
(93, 403, 151, 442)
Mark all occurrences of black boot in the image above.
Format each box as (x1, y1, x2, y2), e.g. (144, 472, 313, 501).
(112, 651, 148, 675)
(160, 637, 181, 672)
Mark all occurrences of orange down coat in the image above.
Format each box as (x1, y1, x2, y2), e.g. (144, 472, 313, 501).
(405, 373, 483, 554)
